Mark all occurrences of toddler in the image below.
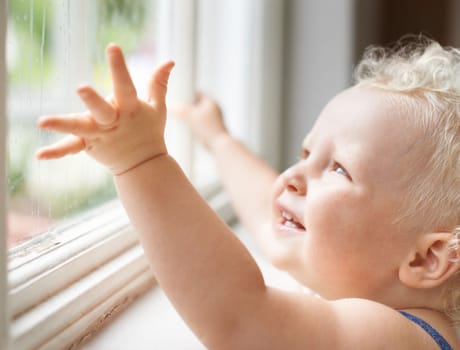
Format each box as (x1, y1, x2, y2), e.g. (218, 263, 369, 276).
(37, 36, 460, 349)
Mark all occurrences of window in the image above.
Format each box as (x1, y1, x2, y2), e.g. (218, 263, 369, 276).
(1, 0, 8, 347)
(2, 0, 284, 348)
(7, 0, 162, 249)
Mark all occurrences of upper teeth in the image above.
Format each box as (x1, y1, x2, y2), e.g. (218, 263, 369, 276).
(282, 211, 293, 221)
(284, 221, 298, 228)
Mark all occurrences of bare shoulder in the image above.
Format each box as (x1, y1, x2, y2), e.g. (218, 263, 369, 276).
(397, 307, 460, 350)
(233, 290, 454, 350)
(330, 298, 457, 350)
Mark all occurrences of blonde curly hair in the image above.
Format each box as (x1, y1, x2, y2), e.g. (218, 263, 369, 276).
(353, 35, 460, 323)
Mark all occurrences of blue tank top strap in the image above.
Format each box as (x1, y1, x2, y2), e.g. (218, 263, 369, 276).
(399, 311, 453, 350)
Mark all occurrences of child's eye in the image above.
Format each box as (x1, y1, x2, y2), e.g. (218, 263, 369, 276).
(332, 161, 350, 179)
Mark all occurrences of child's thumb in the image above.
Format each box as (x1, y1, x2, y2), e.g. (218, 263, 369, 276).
(148, 60, 175, 107)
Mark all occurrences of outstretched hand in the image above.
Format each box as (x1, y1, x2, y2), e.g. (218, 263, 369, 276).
(171, 94, 228, 151)
(36, 44, 174, 175)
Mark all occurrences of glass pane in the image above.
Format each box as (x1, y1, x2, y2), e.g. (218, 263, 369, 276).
(7, 0, 158, 249)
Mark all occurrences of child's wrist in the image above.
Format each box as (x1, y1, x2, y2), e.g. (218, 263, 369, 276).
(110, 139, 168, 176)
(209, 133, 234, 154)
(112, 151, 168, 176)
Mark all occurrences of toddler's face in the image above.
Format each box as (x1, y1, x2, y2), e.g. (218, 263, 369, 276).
(270, 86, 428, 300)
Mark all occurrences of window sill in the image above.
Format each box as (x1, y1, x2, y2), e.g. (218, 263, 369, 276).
(79, 224, 301, 350)
(80, 281, 205, 349)
(9, 187, 235, 350)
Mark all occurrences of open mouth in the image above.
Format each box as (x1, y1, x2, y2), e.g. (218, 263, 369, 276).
(279, 211, 306, 231)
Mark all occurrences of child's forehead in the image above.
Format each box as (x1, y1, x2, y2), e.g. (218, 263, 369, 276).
(301, 86, 427, 173)
(307, 85, 415, 137)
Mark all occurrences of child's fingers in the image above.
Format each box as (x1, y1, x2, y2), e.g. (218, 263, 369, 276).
(77, 86, 118, 126)
(106, 44, 138, 109)
(148, 60, 175, 108)
(38, 113, 98, 136)
(35, 135, 85, 160)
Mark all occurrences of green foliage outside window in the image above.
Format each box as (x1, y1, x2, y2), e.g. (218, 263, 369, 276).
(7, 0, 151, 220)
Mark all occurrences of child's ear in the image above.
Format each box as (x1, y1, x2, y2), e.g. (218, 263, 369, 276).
(399, 232, 460, 289)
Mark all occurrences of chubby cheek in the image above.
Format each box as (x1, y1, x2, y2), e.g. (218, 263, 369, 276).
(306, 187, 367, 241)
(301, 189, 372, 285)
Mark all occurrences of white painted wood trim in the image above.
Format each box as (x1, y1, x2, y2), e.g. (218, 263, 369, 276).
(248, 0, 285, 170)
(11, 244, 153, 350)
(160, 0, 197, 177)
(8, 191, 232, 350)
(8, 201, 138, 318)
(41, 269, 155, 350)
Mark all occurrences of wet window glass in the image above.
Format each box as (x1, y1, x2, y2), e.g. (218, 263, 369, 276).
(7, 0, 158, 248)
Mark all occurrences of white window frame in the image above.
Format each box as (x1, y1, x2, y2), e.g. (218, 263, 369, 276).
(1, 0, 9, 348)
(2, 0, 284, 348)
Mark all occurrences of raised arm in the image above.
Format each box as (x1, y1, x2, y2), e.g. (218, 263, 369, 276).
(36, 45, 268, 347)
(173, 97, 279, 253)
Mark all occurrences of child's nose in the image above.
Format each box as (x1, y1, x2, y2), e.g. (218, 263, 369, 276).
(282, 166, 307, 195)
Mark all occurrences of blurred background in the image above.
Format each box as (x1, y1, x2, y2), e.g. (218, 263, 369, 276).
(282, 0, 460, 168)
